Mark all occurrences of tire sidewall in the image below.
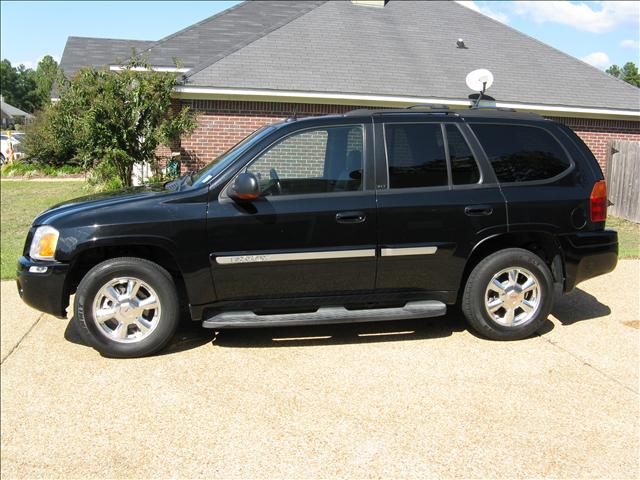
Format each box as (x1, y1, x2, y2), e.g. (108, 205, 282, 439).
(75, 258, 179, 357)
(466, 249, 554, 339)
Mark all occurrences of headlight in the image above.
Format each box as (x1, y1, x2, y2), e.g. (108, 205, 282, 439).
(29, 226, 59, 260)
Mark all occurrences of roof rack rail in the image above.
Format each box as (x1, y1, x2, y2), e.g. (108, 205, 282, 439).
(407, 104, 449, 110)
(344, 108, 372, 116)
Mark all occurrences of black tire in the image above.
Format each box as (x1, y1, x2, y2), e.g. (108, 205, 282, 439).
(462, 248, 554, 340)
(74, 257, 180, 358)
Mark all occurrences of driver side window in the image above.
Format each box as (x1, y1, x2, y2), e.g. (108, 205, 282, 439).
(246, 125, 363, 196)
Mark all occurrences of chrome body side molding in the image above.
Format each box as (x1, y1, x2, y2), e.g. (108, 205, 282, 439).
(215, 248, 376, 265)
(380, 246, 438, 257)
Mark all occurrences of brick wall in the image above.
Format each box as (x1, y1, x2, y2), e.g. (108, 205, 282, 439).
(250, 128, 328, 178)
(545, 116, 640, 171)
(172, 100, 640, 173)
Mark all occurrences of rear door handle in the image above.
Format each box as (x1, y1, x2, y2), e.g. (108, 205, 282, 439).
(336, 211, 366, 224)
(465, 205, 493, 216)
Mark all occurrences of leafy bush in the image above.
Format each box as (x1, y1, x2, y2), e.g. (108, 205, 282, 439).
(24, 60, 197, 187)
(22, 101, 85, 167)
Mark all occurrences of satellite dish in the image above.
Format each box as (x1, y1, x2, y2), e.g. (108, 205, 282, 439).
(465, 69, 494, 92)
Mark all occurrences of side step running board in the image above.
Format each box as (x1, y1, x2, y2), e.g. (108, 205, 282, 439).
(202, 300, 446, 329)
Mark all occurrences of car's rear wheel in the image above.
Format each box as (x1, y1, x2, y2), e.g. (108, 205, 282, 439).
(74, 257, 180, 358)
(462, 248, 554, 340)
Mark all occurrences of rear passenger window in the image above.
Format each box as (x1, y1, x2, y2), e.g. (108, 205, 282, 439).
(471, 124, 571, 183)
(385, 124, 447, 188)
(446, 125, 480, 184)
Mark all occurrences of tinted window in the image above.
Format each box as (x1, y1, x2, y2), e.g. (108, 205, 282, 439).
(471, 124, 571, 183)
(247, 125, 363, 196)
(446, 125, 480, 184)
(385, 124, 447, 188)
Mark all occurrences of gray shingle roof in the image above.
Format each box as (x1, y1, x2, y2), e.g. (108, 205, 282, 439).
(59, 37, 154, 79)
(186, 1, 639, 111)
(1, 99, 33, 117)
(139, 0, 326, 68)
(58, 1, 640, 112)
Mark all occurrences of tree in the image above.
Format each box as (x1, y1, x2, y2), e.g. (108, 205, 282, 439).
(606, 61, 640, 88)
(0, 59, 19, 105)
(24, 61, 197, 187)
(13, 64, 40, 112)
(35, 55, 59, 104)
(0, 57, 59, 112)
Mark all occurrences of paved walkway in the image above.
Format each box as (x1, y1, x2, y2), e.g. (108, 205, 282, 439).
(1, 261, 638, 478)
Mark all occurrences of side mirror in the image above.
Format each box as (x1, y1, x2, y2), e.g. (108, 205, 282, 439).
(229, 172, 260, 201)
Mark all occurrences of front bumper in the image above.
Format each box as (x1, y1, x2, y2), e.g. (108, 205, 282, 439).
(561, 230, 618, 292)
(16, 256, 69, 318)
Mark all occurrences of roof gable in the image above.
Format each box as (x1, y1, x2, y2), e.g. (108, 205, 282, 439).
(185, 0, 639, 112)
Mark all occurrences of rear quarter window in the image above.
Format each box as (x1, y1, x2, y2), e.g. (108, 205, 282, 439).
(471, 124, 571, 183)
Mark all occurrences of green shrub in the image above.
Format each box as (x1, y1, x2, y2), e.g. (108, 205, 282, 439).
(24, 61, 197, 186)
(0, 161, 84, 177)
(86, 161, 123, 191)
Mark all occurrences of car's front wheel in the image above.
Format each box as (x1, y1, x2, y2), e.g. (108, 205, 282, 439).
(74, 257, 180, 358)
(462, 248, 554, 340)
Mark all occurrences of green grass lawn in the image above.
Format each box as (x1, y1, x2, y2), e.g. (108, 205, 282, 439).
(606, 215, 640, 258)
(1, 180, 87, 279)
(0, 179, 638, 280)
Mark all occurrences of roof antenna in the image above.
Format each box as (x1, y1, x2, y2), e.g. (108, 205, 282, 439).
(465, 69, 494, 109)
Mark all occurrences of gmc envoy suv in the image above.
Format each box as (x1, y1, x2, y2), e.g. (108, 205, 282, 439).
(17, 107, 618, 357)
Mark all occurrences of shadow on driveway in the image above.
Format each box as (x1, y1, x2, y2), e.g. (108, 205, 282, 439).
(551, 287, 611, 325)
(63, 287, 611, 354)
(64, 318, 216, 356)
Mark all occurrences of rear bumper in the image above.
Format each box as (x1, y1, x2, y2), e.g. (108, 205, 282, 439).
(16, 256, 69, 318)
(560, 230, 618, 292)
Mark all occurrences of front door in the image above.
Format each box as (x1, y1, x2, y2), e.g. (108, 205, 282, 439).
(208, 122, 377, 301)
(374, 119, 508, 301)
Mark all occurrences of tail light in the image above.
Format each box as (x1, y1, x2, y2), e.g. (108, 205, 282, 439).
(590, 180, 607, 222)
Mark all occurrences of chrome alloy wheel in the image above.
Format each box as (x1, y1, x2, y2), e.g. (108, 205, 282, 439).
(92, 277, 161, 343)
(484, 267, 541, 327)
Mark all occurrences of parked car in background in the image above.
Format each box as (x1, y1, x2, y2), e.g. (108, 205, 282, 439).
(1, 132, 24, 164)
(16, 107, 618, 358)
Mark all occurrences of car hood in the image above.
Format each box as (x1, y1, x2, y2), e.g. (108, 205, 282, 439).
(33, 184, 170, 226)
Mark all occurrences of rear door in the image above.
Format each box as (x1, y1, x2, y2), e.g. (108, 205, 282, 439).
(374, 116, 507, 301)
(468, 122, 585, 236)
(208, 120, 378, 301)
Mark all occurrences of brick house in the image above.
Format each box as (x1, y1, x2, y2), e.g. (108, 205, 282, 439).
(58, 0, 639, 172)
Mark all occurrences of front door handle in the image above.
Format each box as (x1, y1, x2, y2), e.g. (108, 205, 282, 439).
(336, 211, 366, 224)
(465, 205, 493, 216)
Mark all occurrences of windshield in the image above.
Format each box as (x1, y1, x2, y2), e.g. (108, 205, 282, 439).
(191, 125, 277, 187)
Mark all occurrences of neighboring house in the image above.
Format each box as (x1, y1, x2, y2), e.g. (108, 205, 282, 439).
(1, 96, 33, 129)
(58, 0, 640, 171)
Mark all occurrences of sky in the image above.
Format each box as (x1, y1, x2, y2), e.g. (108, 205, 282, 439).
(1, 1, 639, 71)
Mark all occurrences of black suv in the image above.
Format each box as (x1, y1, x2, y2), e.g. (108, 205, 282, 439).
(17, 108, 618, 357)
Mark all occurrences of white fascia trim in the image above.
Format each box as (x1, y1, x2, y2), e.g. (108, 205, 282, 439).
(173, 86, 640, 118)
(110, 65, 190, 73)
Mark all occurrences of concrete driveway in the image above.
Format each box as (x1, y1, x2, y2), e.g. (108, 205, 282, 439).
(1, 261, 638, 479)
